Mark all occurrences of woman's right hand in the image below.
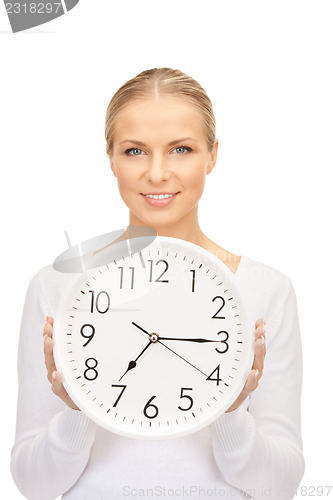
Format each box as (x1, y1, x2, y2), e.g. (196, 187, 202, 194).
(43, 315, 79, 410)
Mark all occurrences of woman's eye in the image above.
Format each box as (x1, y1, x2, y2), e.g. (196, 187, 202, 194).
(125, 148, 144, 155)
(172, 146, 192, 154)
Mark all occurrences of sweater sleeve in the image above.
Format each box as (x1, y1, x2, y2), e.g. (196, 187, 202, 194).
(210, 279, 305, 499)
(10, 270, 98, 500)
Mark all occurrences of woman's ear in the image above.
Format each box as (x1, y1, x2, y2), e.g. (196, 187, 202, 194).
(206, 139, 219, 175)
(109, 158, 117, 178)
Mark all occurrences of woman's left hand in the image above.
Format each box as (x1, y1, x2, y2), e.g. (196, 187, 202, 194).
(226, 317, 266, 413)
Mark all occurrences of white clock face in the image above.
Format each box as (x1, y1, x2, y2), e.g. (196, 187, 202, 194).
(54, 237, 253, 439)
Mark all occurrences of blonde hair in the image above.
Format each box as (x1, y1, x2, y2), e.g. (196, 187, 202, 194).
(105, 67, 216, 156)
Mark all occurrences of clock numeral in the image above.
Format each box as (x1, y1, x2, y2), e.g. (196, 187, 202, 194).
(190, 269, 195, 293)
(118, 266, 135, 289)
(89, 290, 110, 314)
(211, 296, 226, 319)
(143, 395, 159, 419)
(148, 259, 169, 283)
(206, 365, 222, 386)
(84, 358, 98, 381)
(80, 324, 96, 347)
(178, 387, 194, 411)
(111, 384, 127, 407)
(216, 330, 229, 354)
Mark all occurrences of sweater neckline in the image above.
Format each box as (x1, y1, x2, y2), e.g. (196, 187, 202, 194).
(234, 254, 246, 276)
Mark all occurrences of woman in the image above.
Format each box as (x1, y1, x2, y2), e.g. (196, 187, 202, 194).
(11, 68, 305, 499)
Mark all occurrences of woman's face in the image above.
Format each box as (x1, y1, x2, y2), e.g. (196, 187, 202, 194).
(109, 96, 218, 232)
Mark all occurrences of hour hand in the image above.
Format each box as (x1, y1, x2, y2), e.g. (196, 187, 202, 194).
(119, 341, 152, 381)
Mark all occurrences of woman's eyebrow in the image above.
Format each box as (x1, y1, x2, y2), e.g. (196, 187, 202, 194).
(168, 137, 198, 146)
(119, 137, 198, 146)
(119, 139, 146, 146)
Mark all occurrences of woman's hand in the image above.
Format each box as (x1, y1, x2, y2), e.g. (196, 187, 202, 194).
(226, 317, 266, 413)
(43, 315, 79, 410)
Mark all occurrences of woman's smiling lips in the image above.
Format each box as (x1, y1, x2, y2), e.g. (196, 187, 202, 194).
(141, 192, 180, 207)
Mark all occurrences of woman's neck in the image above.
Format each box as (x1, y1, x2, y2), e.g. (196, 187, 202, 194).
(128, 210, 209, 248)
(156, 225, 208, 248)
(128, 211, 241, 274)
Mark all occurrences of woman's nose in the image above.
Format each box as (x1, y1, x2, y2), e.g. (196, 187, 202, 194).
(145, 155, 171, 183)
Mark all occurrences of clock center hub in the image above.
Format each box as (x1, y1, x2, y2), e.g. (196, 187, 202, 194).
(149, 333, 159, 343)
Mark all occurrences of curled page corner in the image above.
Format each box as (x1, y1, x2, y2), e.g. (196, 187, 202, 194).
(52, 226, 157, 273)
(4, 0, 81, 33)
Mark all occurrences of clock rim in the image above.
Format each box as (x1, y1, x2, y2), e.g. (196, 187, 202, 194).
(53, 235, 254, 439)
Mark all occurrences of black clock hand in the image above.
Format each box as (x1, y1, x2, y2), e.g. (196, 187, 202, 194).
(131, 322, 209, 377)
(132, 322, 225, 345)
(132, 321, 149, 335)
(158, 336, 223, 344)
(119, 341, 153, 381)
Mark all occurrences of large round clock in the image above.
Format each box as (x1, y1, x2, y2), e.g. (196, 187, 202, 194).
(53, 236, 253, 439)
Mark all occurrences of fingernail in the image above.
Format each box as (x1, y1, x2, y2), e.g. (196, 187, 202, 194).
(261, 335, 265, 346)
(52, 371, 56, 381)
(254, 369, 259, 379)
(43, 334, 48, 343)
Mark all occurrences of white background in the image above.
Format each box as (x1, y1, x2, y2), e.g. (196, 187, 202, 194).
(1, 0, 332, 498)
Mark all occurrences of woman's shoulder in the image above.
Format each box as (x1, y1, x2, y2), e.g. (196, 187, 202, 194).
(202, 239, 294, 326)
(236, 255, 294, 320)
(238, 254, 291, 284)
(204, 238, 291, 289)
(28, 264, 78, 316)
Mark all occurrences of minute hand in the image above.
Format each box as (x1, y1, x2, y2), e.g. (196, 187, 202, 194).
(158, 337, 222, 343)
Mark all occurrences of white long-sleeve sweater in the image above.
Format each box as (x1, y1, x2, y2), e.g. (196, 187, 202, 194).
(10, 255, 305, 500)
